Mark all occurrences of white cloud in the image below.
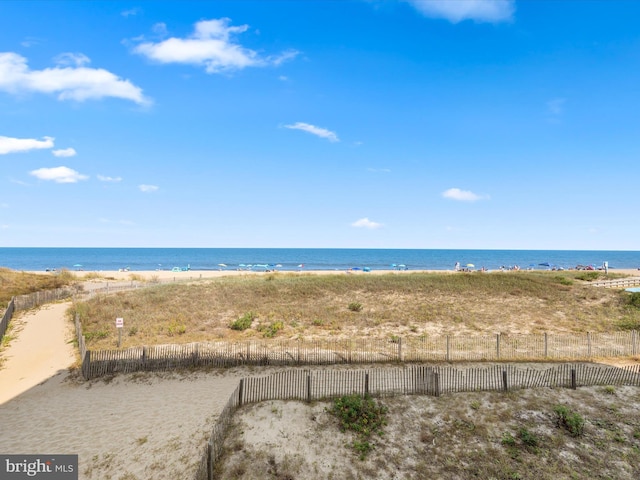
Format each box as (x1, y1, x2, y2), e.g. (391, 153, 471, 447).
(29, 166, 88, 183)
(139, 184, 159, 193)
(121, 7, 141, 17)
(52, 147, 77, 157)
(0, 135, 54, 154)
(97, 175, 123, 182)
(132, 18, 298, 73)
(1, 224, 8, 229)
(0, 203, 8, 208)
(284, 122, 339, 142)
(54, 52, 91, 67)
(351, 217, 383, 229)
(403, 0, 515, 23)
(442, 188, 487, 202)
(0, 52, 150, 105)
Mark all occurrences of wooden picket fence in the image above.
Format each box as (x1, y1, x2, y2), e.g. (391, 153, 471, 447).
(0, 298, 15, 345)
(592, 277, 640, 288)
(76, 330, 640, 380)
(194, 362, 640, 480)
(0, 288, 74, 345)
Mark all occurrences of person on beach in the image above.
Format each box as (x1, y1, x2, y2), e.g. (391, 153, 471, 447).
(455, 262, 460, 272)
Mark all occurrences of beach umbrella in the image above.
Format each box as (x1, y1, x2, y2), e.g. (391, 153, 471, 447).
(466, 264, 475, 268)
(275, 264, 283, 268)
(218, 263, 227, 268)
(73, 264, 83, 268)
(539, 262, 551, 267)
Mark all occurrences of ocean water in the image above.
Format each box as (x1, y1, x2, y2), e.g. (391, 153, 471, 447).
(1, 248, 639, 272)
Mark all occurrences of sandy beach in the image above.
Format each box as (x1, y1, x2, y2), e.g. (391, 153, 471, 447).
(60, 267, 640, 283)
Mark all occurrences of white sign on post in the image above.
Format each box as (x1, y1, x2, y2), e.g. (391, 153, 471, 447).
(116, 317, 124, 328)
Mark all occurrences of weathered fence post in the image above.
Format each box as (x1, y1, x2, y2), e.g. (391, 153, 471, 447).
(141, 346, 147, 368)
(446, 336, 450, 362)
(306, 374, 312, 403)
(502, 370, 508, 392)
(544, 332, 548, 358)
(496, 333, 501, 360)
(398, 337, 403, 362)
(587, 332, 592, 358)
(364, 372, 369, 396)
(246, 342, 251, 363)
(192, 343, 200, 367)
(433, 371, 440, 397)
(207, 440, 213, 480)
(82, 350, 91, 380)
(571, 368, 577, 389)
(238, 379, 244, 407)
(297, 338, 301, 365)
(632, 330, 637, 356)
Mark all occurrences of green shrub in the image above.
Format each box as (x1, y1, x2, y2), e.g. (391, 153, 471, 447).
(329, 394, 388, 459)
(260, 320, 284, 338)
(554, 405, 585, 437)
(554, 276, 573, 286)
(348, 302, 363, 312)
(230, 311, 256, 331)
(518, 427, 539, 448)
(575, 271, 600, 282)
(167, 322, 186, 336)
(627, 292, 640, 309)
(501, 432, 516, 447)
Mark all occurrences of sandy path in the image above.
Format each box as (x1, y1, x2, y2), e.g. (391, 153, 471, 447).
(0, 302, 76, 405)
(0, 301, 244, 479)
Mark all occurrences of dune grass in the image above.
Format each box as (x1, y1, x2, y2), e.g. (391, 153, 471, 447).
(0, 267, 77, 308)
(70, 271, 640, 349)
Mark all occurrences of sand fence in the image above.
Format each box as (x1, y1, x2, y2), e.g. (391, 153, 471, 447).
(194, 362, 640, 479)
(73, 323, 640, 380)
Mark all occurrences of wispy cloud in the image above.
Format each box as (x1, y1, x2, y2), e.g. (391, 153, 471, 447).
(351, 217, 384, 229)
(97, 175, 123, 182)
(132, 18, 299, 74)
(30, 166, 88, 183)
(547, 97, 566, 118)
(0, 135, 54, 155)
(284, 122, 339, 142)
(0, 52, 150, 105)
(367, 168, 391, 173)
(21, 37, 42, 48)
(403, 0, 515, 23)
(52, 147, 77, 158)
(121, 7, 141, 18)
(139, 184, 159, 193)
(442, 188, 487, 202)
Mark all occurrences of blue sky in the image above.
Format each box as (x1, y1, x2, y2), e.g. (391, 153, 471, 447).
(1, 0, 639, 249)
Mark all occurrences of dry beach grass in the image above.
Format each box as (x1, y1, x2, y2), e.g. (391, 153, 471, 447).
(71, 270, 640, 349)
